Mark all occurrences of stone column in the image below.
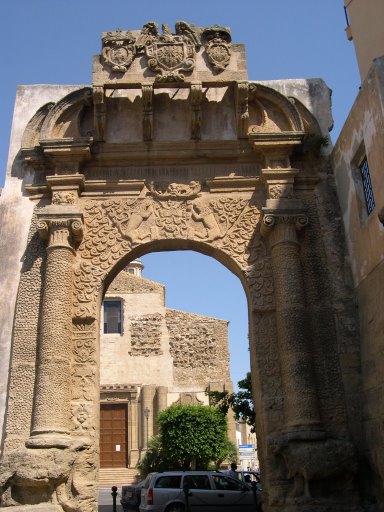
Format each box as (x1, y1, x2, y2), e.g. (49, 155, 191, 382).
(27, 206, 83, 448)
(141, 385, 155, 449)
(262, 212, 321, 433)
(155, 386, 168, 435)
(260, 161, 322, 436)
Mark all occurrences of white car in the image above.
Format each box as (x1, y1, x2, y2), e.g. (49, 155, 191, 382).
(139, 471, 259, 512)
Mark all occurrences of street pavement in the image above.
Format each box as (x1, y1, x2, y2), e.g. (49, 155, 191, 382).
(98, 487, 124, 512)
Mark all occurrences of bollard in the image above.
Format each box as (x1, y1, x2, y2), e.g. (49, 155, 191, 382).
(111, 486, 118, 512)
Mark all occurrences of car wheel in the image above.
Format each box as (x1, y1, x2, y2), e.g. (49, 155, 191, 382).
(166, 504, 185, 512)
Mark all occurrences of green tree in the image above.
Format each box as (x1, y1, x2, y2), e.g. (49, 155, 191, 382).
(208, 372, 255, 432)
(157, 404, 229, 470)
(139, 404, 233, 473)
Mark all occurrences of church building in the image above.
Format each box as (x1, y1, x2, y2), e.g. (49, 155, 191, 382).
(99, 259, 235, 480)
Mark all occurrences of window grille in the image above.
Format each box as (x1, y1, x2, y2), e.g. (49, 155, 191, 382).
(103, 300, 122, 334)
(359, 157, 375, 215)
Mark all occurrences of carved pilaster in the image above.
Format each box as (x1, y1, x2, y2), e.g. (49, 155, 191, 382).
(190, 81, 202, 140)
(236, 81, 249, 138)
(262, 212, 322, 434)
(27, 207, 84, 448)
(142, 84, 153, 142)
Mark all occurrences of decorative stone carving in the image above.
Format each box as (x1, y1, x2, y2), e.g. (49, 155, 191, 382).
(52, 191, 77, 205)
(202, 25, 232, 72)
(93, 86, 106, 141)
(236, 81, 249, 138)
(102, 29, 136, 72)
(268, 184, 294, 199)
(148, 181, 201, 199)
(270, 435, 358, 502)
(137, 21, 201, 82)
(71, 403, 94, 434)
(192, 199, 223, 242)
(0, 443, 95, 511)
(174, 392, 204, 405)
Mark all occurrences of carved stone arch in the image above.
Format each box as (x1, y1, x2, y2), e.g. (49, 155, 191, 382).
(21, 103, 55, 150)
(248, 83, 304, 133)
(39, 87, 94, 140)
(73, 195, 273, 323)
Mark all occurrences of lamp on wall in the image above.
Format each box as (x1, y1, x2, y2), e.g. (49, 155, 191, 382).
(144, 407, 150, 449)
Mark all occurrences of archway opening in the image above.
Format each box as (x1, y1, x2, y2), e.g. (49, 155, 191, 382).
(98, 248, 257, 486)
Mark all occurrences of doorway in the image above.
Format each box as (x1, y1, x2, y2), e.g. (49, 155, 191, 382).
(100, 403, 128, 467)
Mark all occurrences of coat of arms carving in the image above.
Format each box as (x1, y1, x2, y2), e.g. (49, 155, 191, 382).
(202, 25, 232, 71)
(102, 29, 136, 72)
(137, 21, 201, 82)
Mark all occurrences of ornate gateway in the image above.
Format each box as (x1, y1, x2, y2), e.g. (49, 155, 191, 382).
(0, 20, 363, 512)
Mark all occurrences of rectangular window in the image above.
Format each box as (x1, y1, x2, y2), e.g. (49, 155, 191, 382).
(359, 156, 375, 215)
(103, 300, 122, 334)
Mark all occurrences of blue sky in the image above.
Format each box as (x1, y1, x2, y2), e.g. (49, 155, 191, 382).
(0, 1, 360, 388)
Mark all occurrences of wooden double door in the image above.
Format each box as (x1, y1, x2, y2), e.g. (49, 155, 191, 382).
(100, 403, 128, 467)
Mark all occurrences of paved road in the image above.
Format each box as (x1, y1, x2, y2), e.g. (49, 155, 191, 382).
(98, 488, 124, 512)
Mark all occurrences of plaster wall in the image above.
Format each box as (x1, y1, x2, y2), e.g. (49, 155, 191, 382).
(0, 85, 83, 454)
(344, 0, 384, 81)
(332, 56, 384, 502)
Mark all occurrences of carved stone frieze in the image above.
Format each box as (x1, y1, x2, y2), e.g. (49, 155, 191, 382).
(137, 21, 201, 82)
(102, 29, 136, 72)
(201, 25, 232, 72)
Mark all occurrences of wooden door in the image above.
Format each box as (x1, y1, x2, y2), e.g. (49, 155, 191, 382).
(100, 403, 128, 467)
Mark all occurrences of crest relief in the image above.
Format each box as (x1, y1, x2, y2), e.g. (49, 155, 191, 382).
(102, 29, 136, 72)
(137, 21, 201, 82)
(202, 25, 232, 72)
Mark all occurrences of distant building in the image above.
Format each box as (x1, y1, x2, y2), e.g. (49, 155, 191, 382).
(100, 260, 235, 474)
(343, 0, 384, 81)
(236, 420, 259, 471)
(332, 1, 384, 503)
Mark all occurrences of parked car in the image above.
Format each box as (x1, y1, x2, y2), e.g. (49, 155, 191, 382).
(121, 476, 151, 511)
(139, 471, 259, 512)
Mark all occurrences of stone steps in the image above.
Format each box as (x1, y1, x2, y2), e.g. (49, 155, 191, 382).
(99, 468, 141, 488)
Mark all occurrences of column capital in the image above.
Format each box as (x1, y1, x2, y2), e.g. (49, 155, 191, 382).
(261, 211, 309, 244)
(37, 206, 84, 251)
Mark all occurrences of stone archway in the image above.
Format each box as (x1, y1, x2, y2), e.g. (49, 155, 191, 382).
(0, 21, 361, 512)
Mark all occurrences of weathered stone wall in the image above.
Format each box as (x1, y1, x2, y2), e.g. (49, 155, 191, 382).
(166, 309, 230, 386)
